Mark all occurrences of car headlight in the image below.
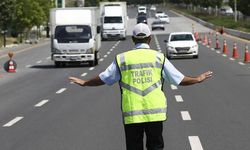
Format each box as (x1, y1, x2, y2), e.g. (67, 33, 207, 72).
(191, 45, 198, 49)
(86, 48, 94, 54)
(53, 48, 62, 54)
(168, 46, 175, 50)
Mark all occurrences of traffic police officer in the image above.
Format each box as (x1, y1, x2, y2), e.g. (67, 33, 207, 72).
(69, 23, 213, 150)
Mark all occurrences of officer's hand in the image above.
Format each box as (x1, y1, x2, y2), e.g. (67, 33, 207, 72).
(198, 71, 213, 82)
(69, 76, 86, 86)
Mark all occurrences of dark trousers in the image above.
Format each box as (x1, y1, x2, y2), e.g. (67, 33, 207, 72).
(124, 121, 164, 150)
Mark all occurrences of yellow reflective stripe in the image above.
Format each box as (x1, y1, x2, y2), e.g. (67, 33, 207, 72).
(120, 80, 162, 96)
(123, 108, 167, 117)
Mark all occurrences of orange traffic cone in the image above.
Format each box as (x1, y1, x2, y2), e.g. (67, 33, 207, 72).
(244, 45, 250, 63)
(6, 52, 16, 73)
(208, 38, 212, 48)
(8, 60, 16, 73)
(203, 34, 208, 45)
(194, 32, 199, 41)
(222, 40, 228, 55)
(232, 42, 239, 59)
(215, 38, 220, 49)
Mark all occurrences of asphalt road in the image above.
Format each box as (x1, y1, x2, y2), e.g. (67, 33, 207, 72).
(0, 6, 250, 150)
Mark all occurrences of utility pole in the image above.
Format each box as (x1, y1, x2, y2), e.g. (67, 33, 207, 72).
(234, 0, 237, 22)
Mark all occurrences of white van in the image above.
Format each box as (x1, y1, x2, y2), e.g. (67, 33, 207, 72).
(220, 6, 233, 15)
(138, 6, 147, 14)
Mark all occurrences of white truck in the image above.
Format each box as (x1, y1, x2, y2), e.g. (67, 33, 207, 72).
(50, 7, 101, 67)
(100, 2, 127, 40)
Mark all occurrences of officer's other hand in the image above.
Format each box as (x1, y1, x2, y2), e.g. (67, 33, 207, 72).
(69, 76, 86, 86)
(198, 71, 213, 82)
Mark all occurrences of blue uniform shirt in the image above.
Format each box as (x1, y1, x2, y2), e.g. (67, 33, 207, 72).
(99, 43, 184, 86)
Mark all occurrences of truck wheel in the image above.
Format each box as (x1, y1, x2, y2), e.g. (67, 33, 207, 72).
(55, 61, 66, 67)
(94, 52, 98, 65)
(89, 52, 98, 66)
(55, 61, 61, 68)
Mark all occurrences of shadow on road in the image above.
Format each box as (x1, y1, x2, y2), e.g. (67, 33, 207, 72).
(30, 63, 91, 69)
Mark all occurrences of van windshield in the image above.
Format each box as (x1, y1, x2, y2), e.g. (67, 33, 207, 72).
(104, 17, 122, 23)
(55, 25, 92, 43)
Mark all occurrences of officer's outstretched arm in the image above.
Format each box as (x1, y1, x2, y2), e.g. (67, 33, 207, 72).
(180, 71, 213, 86)
(69, 76, 105, 87)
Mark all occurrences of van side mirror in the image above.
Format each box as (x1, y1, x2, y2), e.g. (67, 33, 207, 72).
(97, 26, 101, 34)
(164, 40, 168, 43)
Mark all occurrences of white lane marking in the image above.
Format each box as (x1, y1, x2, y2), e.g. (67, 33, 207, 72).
(3, 116, 24, 127)
(175, 95, 183, 102)
(107, 51, 110, 54)
(104, 55, 107, 58)
(35, 99, 49, 107)
(222, 54, 227, 57)
(181, 111, 191, 120)
(36, 60, 42, 64)
(112, 46, 116, 49)
(100, 58, 104, 62)
(171, 84, 178, 90)
(230, 58, 235, 61)
(216, 51, 221, 54)
(46, 56, 51, 60)
(239, 62, 245, 65)
(211, 48, 215, 51)
(89, 67, 94, 71)
(188, 136, 204, 150)
(26, 65, 32, 68)
(81, 73, 87, 77)
(56, 88, 66, 94)
(110, 48, 113, 51)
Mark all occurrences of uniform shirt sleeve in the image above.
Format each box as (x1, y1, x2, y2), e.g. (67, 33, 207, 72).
(162, 58, 184, 85)
(99, 60, 120, 86)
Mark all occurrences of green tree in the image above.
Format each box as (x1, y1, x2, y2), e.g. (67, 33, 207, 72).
(229, 0, 250, 16)
(0, 0, 15, 30)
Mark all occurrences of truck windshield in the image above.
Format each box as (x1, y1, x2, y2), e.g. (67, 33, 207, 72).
(104, 17, 122, 23)
(55, 25, 92, 43)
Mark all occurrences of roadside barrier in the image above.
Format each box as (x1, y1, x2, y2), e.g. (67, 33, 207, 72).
(222, 40, 229, 55)
(244, 45, 250, 63)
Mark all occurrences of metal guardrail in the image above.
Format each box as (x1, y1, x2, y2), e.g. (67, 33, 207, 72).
(174, 10, 250, 40)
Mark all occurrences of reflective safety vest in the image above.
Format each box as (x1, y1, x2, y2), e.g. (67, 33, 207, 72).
(116, 49, 167, 124)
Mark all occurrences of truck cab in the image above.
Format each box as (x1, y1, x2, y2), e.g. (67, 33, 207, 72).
(50, 7, 101, 67)
(100, 2, 127, 40)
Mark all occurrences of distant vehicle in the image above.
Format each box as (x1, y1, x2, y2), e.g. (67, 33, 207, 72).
(158, 14, 170, 23)
(100, 2, 128, 40)
(138, 6, 147, 14)
(220, 6, 233, 15)
(25, 32, 38, 44)
(50, 7, 101, 67)
(151, 21, 165, 31)
(137, 15, 147, 24)
(150, 5, 156, 11)
(164, 32, 198, 59)
(155, 11, 164, 18)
